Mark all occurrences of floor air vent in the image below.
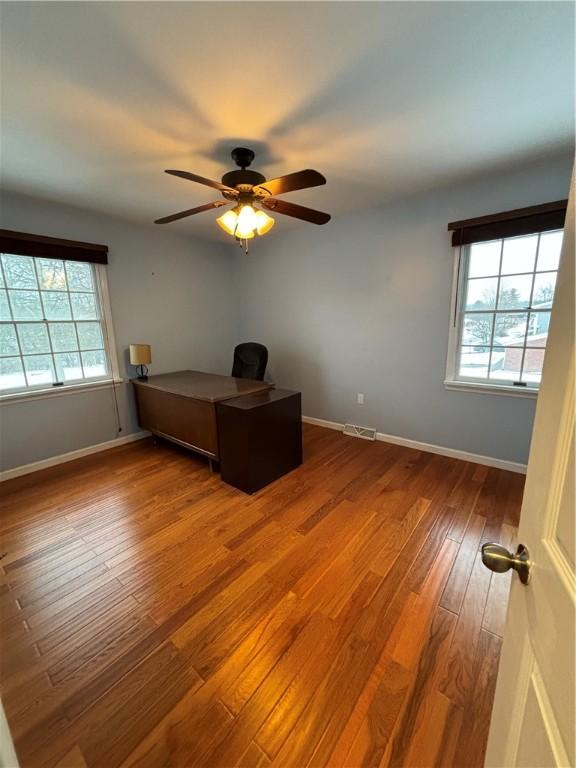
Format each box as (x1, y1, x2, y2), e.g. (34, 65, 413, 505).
(343, 423, 377, 441)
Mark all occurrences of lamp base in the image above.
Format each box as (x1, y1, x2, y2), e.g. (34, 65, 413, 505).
(136, 364, 149, 381)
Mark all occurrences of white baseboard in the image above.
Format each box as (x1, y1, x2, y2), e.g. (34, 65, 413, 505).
(303, 416, 344, 432)
(0, 431, 150, 482)
(302, 416, 527, 474)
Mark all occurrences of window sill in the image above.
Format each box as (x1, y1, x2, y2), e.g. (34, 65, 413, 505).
(0, 378, 126, 405)
(444, 380, 538, 399)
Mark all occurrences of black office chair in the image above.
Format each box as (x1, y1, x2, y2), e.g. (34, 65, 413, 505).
(232, 342, 268, 381)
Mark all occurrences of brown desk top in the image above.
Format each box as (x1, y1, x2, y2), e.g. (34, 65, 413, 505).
(132, 370, 273, 403)
(217, 388, 300, 410)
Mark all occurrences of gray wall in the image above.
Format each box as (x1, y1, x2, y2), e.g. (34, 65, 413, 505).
(0, 191, 237, 471)
(235, 154, 573, 464)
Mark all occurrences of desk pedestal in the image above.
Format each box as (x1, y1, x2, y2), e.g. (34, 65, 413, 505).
(217, 389, 302, 494)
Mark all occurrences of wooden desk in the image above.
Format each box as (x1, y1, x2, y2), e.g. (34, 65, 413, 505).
(132, 370, 273, 464)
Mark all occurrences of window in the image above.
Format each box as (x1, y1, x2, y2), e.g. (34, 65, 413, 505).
(446, 229, 563, 393)
(0, 253, 115, 394)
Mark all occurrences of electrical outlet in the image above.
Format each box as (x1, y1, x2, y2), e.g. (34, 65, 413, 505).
(357, 393, 365, 405)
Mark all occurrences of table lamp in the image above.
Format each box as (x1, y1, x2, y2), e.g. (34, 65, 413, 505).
(130, 344, 151, 380)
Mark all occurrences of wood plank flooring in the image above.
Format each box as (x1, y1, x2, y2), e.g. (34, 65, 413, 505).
(0, 424, 524, 768)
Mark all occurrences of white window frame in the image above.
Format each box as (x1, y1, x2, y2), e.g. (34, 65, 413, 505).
(0, 262, 121, 403)
(444, 234, 559, 399)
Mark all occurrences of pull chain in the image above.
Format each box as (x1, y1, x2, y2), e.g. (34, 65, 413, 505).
(235, 237, 249, 254)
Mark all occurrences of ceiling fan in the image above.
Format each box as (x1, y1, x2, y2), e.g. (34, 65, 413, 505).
(154, 147, 331, 249)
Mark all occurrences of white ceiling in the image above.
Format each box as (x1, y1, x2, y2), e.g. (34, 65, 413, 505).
(1, 1, 574, 241)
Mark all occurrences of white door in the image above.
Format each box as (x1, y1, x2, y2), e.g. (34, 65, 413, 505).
(484, 176, 575, 768)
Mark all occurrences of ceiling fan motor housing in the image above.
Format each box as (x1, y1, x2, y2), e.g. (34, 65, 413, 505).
(221, 169, 266, 189)
(221, 147, 267, 191)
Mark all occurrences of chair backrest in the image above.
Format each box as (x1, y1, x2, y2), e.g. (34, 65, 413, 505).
(232, 342, 268, 381)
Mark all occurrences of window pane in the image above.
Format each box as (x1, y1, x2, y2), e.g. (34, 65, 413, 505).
(532, 272, 557, 308)
(71, 293, 98, 320)
(462, 313, 494, 345)
(537, 231, 563, 272)
(459, 346, 490, 379)
(0, 357, 26, 390)
(81, 349, 107, 378)
(456, 228, 563, 391)
(489, 347, 521, 382)
(500, 235, 538, 275)
(17, 323, 50, 354)
(77, 322, 103, 350)
(54, 352, 83, 382)
(527, 312, 551, 346)
(1, 255, 38, 289)
(9, 290, 43, 320)
(498, 274, 532, 309)
(0, 324, 19, 356)
(494, 312, 528, 345)
(465, 277, 497, 310)
(23, 354, 55, 386)
(521, 349, 545, 384)
(66, 262, 94, 291)
(37, 259, 67, 291)
(49, 322, 78, 352)
(42, 291, 72, 320)
(468, 241, 501, 278)
(0, 290, 11, 321)
(0, 255, 108, 391)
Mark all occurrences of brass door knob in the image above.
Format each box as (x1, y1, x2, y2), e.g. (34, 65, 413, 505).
(481, 543, 531, 585)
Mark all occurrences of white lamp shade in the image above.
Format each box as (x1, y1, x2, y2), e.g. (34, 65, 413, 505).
(129, 344, 151, 365)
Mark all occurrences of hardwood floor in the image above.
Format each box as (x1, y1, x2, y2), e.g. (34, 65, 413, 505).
(0, 424, 524, 768)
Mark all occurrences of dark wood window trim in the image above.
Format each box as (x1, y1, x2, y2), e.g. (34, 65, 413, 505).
(0, 229, 108, 264)
(448, 200, 567, 247)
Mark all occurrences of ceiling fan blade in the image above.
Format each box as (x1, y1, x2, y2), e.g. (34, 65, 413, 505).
(154, 200, 228, 225)
(165, 170, 237, 193)
(261, 198, 331, 225)
(254, 169, 326, 197)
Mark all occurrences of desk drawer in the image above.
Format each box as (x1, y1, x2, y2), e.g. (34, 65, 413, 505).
(133, 386, 218, 458)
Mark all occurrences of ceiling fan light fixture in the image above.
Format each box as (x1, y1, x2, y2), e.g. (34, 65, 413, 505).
(255, 209, 275, 235)
(217, 204, 274, 241)
(235, 204, 259, 238)
(216, 209, 239, 236)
